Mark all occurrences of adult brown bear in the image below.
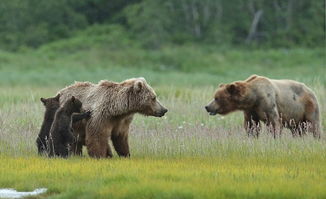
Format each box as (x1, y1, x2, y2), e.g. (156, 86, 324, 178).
(57, 77, 168, 158)
(205, 75, 321, 138)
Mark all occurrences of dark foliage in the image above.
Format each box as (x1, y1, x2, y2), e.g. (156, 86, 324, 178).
(0, 0, 323, 50)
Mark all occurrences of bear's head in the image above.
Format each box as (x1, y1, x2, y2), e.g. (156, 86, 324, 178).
(40, 93, 60, 111)
(64, 96, 83, 114)
(130, 78, 168, 117)
(205, 82, 247, 115)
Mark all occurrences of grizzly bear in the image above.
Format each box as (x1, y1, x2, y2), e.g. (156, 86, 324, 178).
(205, 75, 321, 138)
(36, 94, 60, 155)
(57, 77, 168, 158)
(48, 96, 91, 158)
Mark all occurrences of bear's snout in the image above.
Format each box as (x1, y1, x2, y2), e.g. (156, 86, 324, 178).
(205, 103, 218, 116)
(162, 108, 168, 114)
(205, 106, 209, 112)
(205, 108, 217, 116)
(157, 108, 168, 117)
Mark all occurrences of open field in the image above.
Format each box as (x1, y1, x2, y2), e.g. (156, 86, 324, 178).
(0, 84, 325, 199)
(0, 47, 325, 198)
(0, 1, 324, 198)
(0, 47, 324, 87)
(0, 155, 325, 199)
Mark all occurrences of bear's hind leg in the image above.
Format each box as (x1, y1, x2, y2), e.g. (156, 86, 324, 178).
(312, 122, 321, 139)
(306, 120, 321, 139)
(290, 127, 301, 137)
(70, 123, 86, 156)
(71, 141, 83, 156)
(306, 112, 321, 139)
(48, 138, 56, 157)
(304, 99, 321, 139)
(107, 146, 113, 158)
(36, 137, 47, 155)
(55, 144, 69, 158)
(290, 122, 306, 137)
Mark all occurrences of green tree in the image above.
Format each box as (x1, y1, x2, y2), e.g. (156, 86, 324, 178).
(0, 0, 87, 50)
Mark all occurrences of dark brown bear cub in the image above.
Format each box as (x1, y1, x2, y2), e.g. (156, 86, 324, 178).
(48, 96, 90, 158)
(36, 94, 60, 155)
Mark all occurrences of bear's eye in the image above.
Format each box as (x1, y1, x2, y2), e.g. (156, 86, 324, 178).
(152, 96, 156, 101)
(215, 98, 218, 102)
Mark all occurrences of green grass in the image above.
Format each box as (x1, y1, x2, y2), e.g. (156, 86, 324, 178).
(0, 156, 325, 199)
(0, 44, 324, 87)
(0, 44, 325, 198)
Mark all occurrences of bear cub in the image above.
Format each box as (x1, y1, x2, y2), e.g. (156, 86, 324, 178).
(48, 96, 91, 158)
(36, 94, 60, 155)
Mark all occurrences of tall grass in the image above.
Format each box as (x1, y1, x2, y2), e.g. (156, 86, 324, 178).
(0, 85, 324, 158)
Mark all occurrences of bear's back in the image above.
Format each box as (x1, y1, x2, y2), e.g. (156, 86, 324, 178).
(58, 81, 95, 107)
(269, 79, 317, 122)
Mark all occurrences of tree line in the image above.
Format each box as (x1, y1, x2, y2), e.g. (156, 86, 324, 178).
(0, 0, 323, 50)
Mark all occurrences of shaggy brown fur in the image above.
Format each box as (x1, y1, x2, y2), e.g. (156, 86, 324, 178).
(57, 78, 168, 158)
(36, 94, 60, 155)
(48, 96, 91, 158)
(205, 75, 321, 138)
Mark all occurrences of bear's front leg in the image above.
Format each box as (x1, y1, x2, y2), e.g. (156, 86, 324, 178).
(86, 136, 111, 158)
(111, 134, 130, 157)
(85, 120, 112, 158)
(72, 111, 91, 123)
(266, 109, 282, 138)
(244, 111, 261, 138)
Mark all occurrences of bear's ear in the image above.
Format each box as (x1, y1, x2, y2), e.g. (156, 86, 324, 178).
(54, 93, 60, 102)
(226, 84, 240, 95)
(134, 80, 143, 92)
(245, 74, 258, 82)
(218, 83, 225, 88)
(40, 98, 47, 105)
(227, 83, 245, 96)
(138, 77, 146, 83)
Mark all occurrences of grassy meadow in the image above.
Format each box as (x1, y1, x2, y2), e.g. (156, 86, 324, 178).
(0, 46, 325, 198)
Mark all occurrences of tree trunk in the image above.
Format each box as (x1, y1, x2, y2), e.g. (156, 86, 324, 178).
(246, 9, 263, 44)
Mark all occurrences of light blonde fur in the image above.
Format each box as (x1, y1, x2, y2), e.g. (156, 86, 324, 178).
(57, 78, 167, 158)
(206, 75, 321, 138)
